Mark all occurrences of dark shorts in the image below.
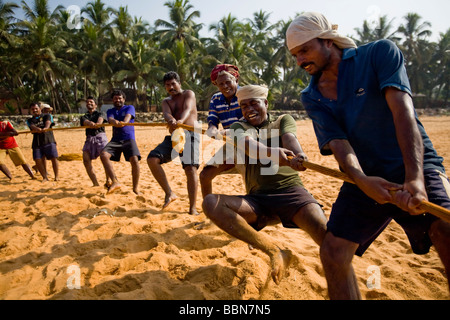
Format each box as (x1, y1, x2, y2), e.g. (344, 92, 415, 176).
(148, 131, 200, 169)
(239, 185, 320, 231)
(103, 139, 141, 162)
(33, 143, 58, 160)
(328, 169, 450, 256)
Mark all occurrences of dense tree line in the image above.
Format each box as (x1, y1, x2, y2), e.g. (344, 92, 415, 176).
(0, 0, 448, 114)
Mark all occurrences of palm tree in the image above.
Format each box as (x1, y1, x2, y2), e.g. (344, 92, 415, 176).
(0, 0, 18, 45)
(0, 0, 19, 108)
(246, 10, 278, 83)
(81, 0, 113, 31)
(154, 0, 202, 52)
(15, 0, 74, 112)
(428, 29, 450, 104)
(112, 38, 166, 109)
(397, 13, 433, 94)
(207, 13, 262, 84)
(354, 15, 398, 45)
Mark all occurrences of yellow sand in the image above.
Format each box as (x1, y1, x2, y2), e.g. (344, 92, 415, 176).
(0, 116, 448, 300)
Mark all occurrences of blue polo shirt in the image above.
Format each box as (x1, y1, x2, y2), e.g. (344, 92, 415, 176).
(107, 105, 136, 141)
(301, 39, 444, 182)
(207, 91, 244, 129)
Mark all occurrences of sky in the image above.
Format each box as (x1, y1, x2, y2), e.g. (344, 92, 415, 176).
(10, 0, 450, 42)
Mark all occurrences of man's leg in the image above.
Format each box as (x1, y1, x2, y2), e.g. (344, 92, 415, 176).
(83, 151, 99, 186)
(202, 194, 291, 285)
(35, 158, 48, 181)
(147, 156, 177, 208)
(0, 164, 12, 180)
(429, 219, 450, 292)
(21, 164, 36, 179)
(199, 164, 236, 198)
(129, 155, 140, 195)
(100, 151, 120, 193)
(320, 232, 361, 300)
(184, 165, 199, 215)
(49, 157, 59, 181)
(291, 202, 328, 246)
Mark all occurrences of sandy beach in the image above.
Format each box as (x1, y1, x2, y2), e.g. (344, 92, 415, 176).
(0, 116, 449, 300)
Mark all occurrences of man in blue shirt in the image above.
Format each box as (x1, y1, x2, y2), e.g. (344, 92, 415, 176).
(100, 90, 141, 195)
(287, 12, 450, 299)
(200, 64, 245, 197)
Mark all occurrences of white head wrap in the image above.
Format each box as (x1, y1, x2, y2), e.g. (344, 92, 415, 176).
(286, 12, 357, 51)
(40, 103, 53, 111)
(236, 85, 269, 105)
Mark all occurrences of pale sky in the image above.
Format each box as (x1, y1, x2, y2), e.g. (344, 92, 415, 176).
(12, 0, 450, 42)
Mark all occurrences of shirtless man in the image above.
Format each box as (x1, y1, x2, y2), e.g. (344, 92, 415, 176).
(147, 71, 200, 215)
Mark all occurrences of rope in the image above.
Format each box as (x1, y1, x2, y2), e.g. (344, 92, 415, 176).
(16, 121, 450, 222)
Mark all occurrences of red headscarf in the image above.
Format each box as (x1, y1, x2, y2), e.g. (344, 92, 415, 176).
(210, 64, 240, 84)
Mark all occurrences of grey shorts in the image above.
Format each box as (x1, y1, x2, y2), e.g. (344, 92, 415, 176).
(103, 139, 141, 162)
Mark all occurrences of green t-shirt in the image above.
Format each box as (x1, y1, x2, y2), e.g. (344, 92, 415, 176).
(230, 114, 303, 194)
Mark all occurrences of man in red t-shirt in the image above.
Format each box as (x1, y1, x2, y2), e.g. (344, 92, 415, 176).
(0, 121, 35, 180)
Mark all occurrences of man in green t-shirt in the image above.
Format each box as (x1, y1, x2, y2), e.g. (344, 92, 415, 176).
(202, 85, 327, 285)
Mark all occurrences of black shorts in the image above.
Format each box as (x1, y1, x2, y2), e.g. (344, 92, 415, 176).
(148, 131, 200, 169)
(328, 169, 450, 256)
(103, 139, 141, 162)
(239, 185, 320, 231)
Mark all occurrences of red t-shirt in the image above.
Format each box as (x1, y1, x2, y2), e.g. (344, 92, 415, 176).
(0, 121, 19, 149)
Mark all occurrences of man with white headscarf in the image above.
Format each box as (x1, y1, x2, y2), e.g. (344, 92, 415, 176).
(287, 12, 450, 299)
(202, 84, 327, 285)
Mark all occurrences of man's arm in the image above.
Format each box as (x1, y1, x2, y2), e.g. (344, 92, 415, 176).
(0, 125, 17, 138)
(161, 99, 177, 133)
(329, 139, 402, 205)
(205, 123, 220, 137)
(385, 87, 427, 214)
(234, 129, 296, 167)
(176, 90, 196, 124)
(282, 132, 308, 171)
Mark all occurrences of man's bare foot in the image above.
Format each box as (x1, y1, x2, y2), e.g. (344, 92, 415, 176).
(133, 189, 142, 195)
(162, 193, 178, 210)
(107, 182, 121, 194)
(270, 249, 292, 285)
(189, 208, 199, 216)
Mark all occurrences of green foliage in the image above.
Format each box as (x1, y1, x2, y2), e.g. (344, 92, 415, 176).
(0, 0, 448, 114)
